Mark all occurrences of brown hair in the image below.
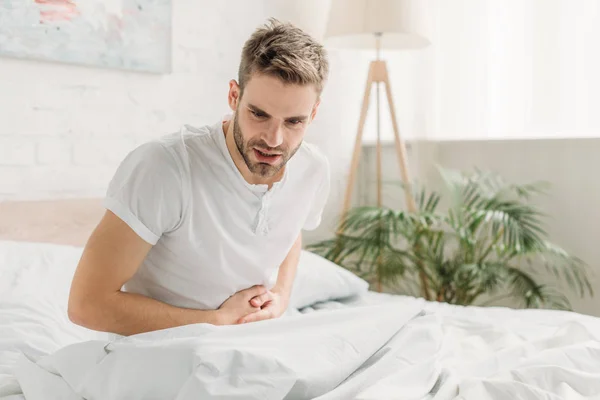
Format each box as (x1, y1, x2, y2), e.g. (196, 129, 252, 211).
(238, 18, 329, 96)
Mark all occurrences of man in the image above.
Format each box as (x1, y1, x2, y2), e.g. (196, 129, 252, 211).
(68, 19, 330, 336)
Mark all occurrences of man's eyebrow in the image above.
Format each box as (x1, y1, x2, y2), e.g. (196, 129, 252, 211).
(248, 104, 308, 121)
(247, 104, 271, 117)
(286, 115, 309, 122)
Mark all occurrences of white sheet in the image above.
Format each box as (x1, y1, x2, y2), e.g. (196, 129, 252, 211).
(311, 293, 600, 400)
(14, 303, 425, 400)
(10, 296, 600, 400)
(2, 241, 600, 400)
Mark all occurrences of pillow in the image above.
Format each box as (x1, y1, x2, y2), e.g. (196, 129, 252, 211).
(287, 250, 370, 310)
(0, 240, 83, 302)
(0, 241, 367, 315)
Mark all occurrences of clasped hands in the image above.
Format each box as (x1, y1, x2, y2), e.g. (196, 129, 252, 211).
(217, 285, 289, 325)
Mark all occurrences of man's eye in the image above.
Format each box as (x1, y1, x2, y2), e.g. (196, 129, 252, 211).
(251, 110, 266, 118)
(288, 119, 302, 125)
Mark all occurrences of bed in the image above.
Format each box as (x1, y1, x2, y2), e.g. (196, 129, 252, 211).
(1, 200, 600, 400)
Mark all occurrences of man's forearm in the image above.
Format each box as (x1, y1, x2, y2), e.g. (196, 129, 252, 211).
(272, 233, 302, 301)
(71, 291, 223, 337)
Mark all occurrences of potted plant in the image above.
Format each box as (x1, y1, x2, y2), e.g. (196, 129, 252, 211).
(308, 167, 593, 310)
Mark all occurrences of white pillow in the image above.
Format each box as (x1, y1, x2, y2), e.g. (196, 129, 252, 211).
(0, 240, 83, 303)
(0, 241, 368, 314)
(288, 250, 370, 310)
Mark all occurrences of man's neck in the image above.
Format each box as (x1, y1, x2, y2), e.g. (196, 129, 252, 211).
(223, 119, 284, 188)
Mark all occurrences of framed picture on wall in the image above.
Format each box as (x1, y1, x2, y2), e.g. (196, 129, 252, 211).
(0, 0, 172, 73)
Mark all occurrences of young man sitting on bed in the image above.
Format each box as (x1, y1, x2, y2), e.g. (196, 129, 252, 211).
(67, 19, 330, 337)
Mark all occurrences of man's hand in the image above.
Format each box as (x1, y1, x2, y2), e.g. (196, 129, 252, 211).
(217, 285, 271, 325)
(237, 233, 301, 325)
(238, 289, 289, 324)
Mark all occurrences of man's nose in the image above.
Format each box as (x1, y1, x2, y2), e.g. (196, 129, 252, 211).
(262, 121, 284, 148)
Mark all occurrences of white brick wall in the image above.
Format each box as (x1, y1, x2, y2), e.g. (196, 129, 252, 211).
(0, 137, 36, 166)
(0, 0, 426, 242)
(36, 137, 72, 165)
(0, 1, 266, 201)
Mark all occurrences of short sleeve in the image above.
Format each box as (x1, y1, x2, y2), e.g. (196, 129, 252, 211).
(103, 142, 183, 245)
(303, 156, 331, 231)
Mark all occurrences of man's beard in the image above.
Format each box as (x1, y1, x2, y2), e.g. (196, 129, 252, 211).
(233, 114, 300, 178)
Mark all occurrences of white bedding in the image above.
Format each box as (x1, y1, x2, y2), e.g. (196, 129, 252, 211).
(0, 241, 110, 399)
(2, 241, 600, 399)
(311, 293, 600, 399)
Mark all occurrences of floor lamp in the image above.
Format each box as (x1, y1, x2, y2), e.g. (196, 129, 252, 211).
(324, 0, 430, 219)
(324, 0, 430, 293)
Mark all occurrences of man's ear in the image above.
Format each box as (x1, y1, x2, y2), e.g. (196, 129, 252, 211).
(310, 99, 321, 123)
(228, 80, 241, 111)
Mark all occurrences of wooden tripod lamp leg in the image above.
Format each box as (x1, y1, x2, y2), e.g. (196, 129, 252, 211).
(338, 65, 374, 233)
(382, 63, 431, 300)
(382, 66, 418, 213)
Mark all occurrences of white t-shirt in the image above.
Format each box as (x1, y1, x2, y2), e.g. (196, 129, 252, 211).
(104, 116, 330, 310)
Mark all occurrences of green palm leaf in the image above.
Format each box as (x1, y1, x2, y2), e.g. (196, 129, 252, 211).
(504, 266, 572, 310)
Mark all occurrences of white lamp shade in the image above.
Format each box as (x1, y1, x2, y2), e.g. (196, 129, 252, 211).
(324, 0, 430, 50)
(265, 0, 333, 41)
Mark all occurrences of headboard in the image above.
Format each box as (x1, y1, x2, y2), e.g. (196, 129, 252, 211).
(0, 198, 105, 247)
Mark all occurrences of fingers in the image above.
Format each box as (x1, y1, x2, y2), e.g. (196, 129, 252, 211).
(243, 285, 267, 300)
(249, 291, 274, 308)
(237, 308, 273, 324)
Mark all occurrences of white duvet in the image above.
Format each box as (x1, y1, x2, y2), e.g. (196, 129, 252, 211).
(2, 241, 600, 400)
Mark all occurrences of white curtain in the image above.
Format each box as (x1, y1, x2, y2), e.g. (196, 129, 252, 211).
(358, 0, 600, 142)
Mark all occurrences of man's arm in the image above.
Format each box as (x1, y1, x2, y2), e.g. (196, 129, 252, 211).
(271, 232, 302, 303)
(68, 211, 264, 336)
